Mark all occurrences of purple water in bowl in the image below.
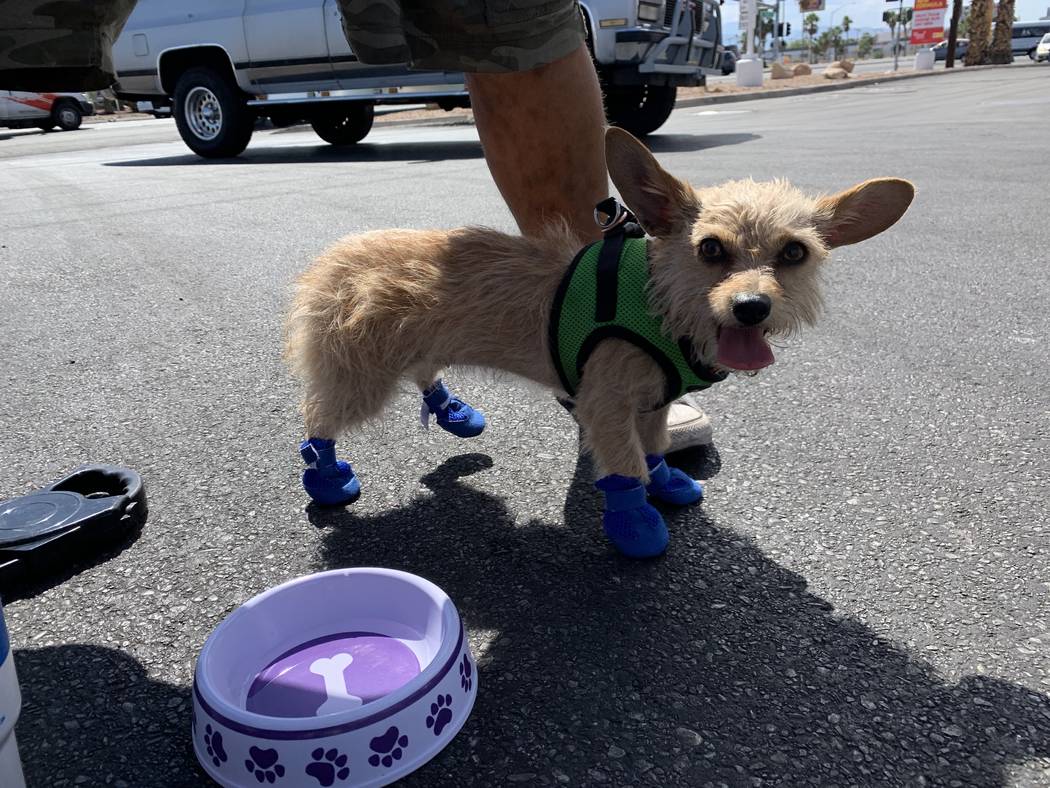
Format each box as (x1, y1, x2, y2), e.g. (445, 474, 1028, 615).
(246, 631, 421, 718)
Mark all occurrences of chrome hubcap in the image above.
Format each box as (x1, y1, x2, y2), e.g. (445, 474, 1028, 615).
(185, 86, 222, 141)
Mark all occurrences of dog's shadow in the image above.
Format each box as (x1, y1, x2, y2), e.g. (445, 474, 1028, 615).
(311, 451, 1050, 786)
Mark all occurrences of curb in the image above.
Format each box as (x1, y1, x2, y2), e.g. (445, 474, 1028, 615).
(675, 61, 1016, 109)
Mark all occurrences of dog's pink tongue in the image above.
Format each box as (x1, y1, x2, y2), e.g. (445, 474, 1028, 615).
(717, 327, 775, 370)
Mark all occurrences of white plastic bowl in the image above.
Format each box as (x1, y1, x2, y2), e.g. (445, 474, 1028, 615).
(192, 569, 477, 787)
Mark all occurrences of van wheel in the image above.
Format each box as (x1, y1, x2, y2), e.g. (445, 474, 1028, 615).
(52, 100, 83, 131)
(604, 85, 677, 137)
(310, 103, 375, 145)
(173, 66, 254, 158)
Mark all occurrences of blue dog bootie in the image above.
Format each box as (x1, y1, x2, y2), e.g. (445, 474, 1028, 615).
(420, 379, 486, 438)
(645, 454, 703, 505)
(595, 474, 670, 558)
(299, 438, 361, 506)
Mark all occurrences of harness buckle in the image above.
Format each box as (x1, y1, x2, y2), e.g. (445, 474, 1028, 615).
(594, 197, 629, 234)
(594, 197, 646, 238)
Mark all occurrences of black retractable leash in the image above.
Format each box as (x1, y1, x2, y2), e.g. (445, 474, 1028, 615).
(0, 465, 147, 592)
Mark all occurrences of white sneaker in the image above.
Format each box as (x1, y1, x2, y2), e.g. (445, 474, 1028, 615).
(666, 397, 713, 452)
(557, 395, 713, 451)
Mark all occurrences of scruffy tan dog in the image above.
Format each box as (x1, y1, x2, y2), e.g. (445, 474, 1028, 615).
(285, 127, 914, 557)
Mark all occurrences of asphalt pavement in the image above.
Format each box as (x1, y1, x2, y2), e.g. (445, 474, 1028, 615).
(2, 64, 1049, 787)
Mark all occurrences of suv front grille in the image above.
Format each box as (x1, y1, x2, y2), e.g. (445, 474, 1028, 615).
(664, 0, 676, 27)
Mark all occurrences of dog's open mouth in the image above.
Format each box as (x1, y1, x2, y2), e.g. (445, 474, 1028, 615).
(716, 326, 776, 371)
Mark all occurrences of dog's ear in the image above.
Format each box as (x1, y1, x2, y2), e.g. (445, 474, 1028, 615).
(605, 127, 698, 236)
(816, 178, 915, 248)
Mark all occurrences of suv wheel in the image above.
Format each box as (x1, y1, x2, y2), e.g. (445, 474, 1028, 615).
(603, 85, 677, 137)
(53, 100, 83, 131)
(173, 66, 254, 158)
(310, 103, 375, 145)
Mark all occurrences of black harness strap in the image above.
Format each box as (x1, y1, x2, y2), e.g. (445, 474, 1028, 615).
(593, 197, 646, 322)
(594, 231, 625, 323)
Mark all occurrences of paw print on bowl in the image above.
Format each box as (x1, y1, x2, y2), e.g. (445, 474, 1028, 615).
(368, 725, 409, 768)
(203, 724, 228, 768)
(305, 747, 350, 786)
(425, 693, 454, 736)
(244, 745, 285, 783)
(459, 653, 473, 692)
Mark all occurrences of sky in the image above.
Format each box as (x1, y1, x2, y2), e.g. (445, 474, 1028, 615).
(726, 0, 1050, 38)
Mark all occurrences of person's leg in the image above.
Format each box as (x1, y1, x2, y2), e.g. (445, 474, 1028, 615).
(338, 1, 712, 450)
(465, 44, 607, 243)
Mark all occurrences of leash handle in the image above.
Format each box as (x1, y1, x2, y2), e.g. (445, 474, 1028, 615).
(594, 197, 645, 238)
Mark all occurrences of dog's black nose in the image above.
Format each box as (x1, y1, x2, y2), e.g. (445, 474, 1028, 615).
(732, 293, 771, 326)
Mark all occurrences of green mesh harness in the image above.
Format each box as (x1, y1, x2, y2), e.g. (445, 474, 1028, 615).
(548, 230, 727, 409)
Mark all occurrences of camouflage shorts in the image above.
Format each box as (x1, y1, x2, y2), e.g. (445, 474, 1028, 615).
(335, 0, 586, 73)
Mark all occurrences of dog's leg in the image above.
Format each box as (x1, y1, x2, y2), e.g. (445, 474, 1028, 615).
(637, 406, 704, 506)
(298, 367, 400, 506)
(636, 406, 672, 458)
(411, 365, 486, 439)
(575, 385, 648, 481)
(574, 343, 669, 558)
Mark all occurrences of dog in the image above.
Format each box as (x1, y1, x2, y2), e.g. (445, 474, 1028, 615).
(285, 127, 914, 557)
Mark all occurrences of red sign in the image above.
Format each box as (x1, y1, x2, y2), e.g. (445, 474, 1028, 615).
(911, 0, 947, 44)
(911, 26, 945, 44)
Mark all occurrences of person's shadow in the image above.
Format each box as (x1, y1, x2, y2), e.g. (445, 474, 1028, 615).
(309, 451, 1050, 786)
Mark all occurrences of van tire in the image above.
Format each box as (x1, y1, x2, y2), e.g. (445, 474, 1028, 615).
(603, 85, 677, 137)
(53, 100, 83, 131)
(310, 103, 375, 145)
(173, 66, 254, 158)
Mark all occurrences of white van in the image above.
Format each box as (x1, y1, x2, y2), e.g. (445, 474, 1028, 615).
(0, 91, 93, 131)
(1013, 21, 1050, 58)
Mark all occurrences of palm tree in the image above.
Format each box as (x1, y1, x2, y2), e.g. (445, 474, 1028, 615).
(841, 15, 853, 58)
(827, 26, 844, 60)
(883, 10, 898, 41)
(964, 0, 993, 64)
(900, 8, 913, 43)
(988, 0, 1017, 62)
(804, 12, 820, 62)
(757, 16, 776, 54)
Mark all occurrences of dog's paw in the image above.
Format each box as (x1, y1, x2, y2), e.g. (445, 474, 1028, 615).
(602, 502, 669, 558)
(646, 457, 703, 506)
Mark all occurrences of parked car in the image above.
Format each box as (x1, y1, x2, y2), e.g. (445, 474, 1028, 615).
(721, 47, 738, 74)
(0, 90, 92, 131)
(930, 38, 968, 61)
(113, 0, 725, 157)
(1034, 32, 1050, 62)
(1012, 21, 1050, 58)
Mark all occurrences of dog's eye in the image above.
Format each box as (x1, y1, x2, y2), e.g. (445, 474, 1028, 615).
(780, 241, 807, 264)
(699, 238, 726, 262)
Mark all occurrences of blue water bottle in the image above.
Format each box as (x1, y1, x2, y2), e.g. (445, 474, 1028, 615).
(0, 601, 25, 788)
